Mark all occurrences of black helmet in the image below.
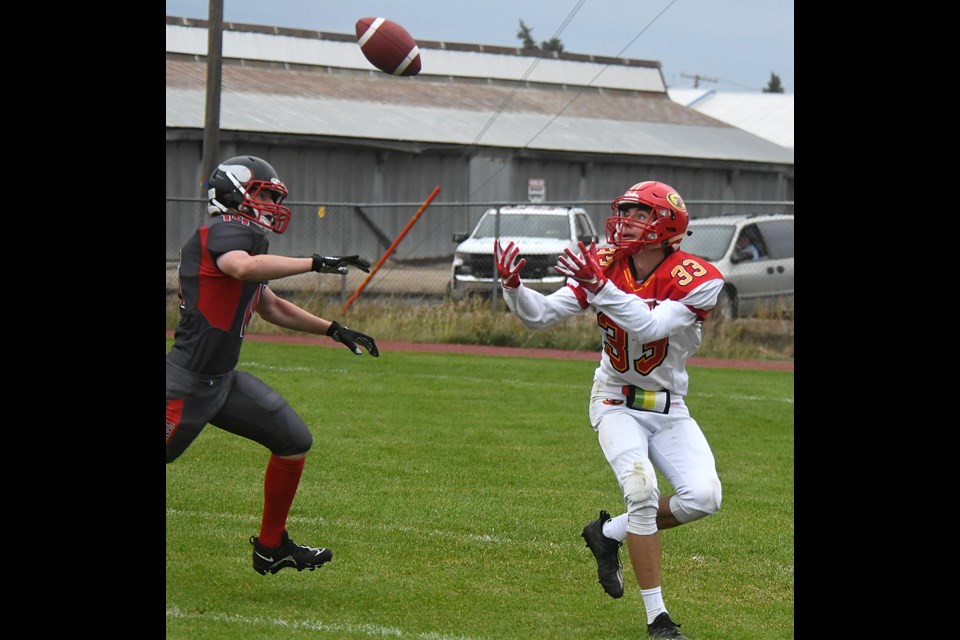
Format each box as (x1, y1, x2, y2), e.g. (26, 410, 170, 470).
(206, 156, 292, 233)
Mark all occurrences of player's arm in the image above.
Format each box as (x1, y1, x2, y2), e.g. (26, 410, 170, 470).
(255, 287, 379, 356)
(255, 286, 332, 334)
(496, 238, 581, 328)
(591, 279, 723, 341)
(216, 250, 314, 282)
(216, 251, 371, 282)
(503, 284, 583, 329)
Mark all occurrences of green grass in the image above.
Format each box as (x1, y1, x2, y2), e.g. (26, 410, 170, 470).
(166, 339, 794, 639)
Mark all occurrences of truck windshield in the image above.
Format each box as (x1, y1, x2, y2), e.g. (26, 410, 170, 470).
(473, 213, 569, 239)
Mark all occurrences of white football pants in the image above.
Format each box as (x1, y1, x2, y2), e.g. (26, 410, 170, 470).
(588, 379, 722, 536)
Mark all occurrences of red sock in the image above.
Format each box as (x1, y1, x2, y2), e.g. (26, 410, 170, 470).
(258, 454, 306, 548)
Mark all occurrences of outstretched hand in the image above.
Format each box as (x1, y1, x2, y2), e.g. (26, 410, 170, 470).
(494, 239, 525, 289)
(326, 321, 380, 357)
(312, 254, 372, 275)
(555, 241, 607, 294)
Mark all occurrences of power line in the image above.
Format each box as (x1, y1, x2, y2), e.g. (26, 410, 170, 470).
(466, 0, 677, 199)
(680, 72, 717, 89)
(467, 0, 587, 150)
(610, 0, 678, 58)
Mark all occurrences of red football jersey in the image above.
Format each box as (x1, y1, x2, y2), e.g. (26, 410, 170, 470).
(504, 246, 724, 396)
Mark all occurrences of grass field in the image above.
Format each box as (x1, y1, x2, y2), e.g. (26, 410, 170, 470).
(166, 339, 794, 639)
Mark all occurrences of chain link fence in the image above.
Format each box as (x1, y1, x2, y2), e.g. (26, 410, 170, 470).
(166, 197, 793, 315)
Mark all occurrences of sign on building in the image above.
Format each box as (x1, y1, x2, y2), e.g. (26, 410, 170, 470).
(528, 178, 545, 203)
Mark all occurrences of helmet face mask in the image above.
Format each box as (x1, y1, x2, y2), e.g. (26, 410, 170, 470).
(606, 181, 689, 254)
(206, 156, 292, 234)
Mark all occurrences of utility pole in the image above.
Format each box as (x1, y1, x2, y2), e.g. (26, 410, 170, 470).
(680, 72, 717, 89)
(200, 0, 224, 216)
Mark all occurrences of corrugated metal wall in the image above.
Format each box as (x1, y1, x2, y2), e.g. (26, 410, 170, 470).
(166, 137, 792, 263)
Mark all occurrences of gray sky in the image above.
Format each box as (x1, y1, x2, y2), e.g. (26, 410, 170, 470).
(166, 0, 794, 94)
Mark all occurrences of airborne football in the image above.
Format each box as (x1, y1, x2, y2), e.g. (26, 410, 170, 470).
(355, 17, 422, 76)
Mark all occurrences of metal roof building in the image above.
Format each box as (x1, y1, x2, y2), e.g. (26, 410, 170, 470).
(165, 16, 793, 261)
(668, 88, 794, 150)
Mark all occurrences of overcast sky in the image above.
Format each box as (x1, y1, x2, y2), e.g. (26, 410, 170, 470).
(166, 0, 794, 94)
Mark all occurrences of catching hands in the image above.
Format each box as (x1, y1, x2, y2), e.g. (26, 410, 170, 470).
(326, 321, 380, 357)
(312, 254, 372, 275)
(555, 241, 607, 294)
(494, 239, 525, 289)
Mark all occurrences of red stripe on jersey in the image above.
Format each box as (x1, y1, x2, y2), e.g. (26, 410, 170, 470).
(195, 227, 247, 331)
(166, 398, 184, 444)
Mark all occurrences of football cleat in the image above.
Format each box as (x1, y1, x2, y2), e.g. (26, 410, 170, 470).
(581, 509, 624, 598)
(647, 612, 689, 639)
(250, 530, 333, 575)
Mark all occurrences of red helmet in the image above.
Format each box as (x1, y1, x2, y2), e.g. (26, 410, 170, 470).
(206, 156, 292, 234)
(606, 181, 689, 254)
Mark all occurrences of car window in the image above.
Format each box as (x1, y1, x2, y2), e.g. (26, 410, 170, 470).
(472, 213, 570, 239)
(682, 224, 736, 261)
(574, 214, 595, 240)
(736, 224, 766, 260)
(758, 219, 794, 259)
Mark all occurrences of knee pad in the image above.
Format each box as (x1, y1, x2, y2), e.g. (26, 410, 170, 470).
(623, 460, 655, 505)
(626, 507, 658, 535)
(272, 406, 314, 456)
(278, 427, 313, 457)
(624, 461, 659, 535)
(670, 477, 722, 524)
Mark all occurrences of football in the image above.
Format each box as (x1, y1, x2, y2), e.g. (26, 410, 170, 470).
(355, 17, 422, 77)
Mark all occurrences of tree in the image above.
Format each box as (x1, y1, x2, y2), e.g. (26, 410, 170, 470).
(540, 37, 564, 53)
(516, 20, 564, 53)
(763, 72, 785, 93)
(516, 20, 537, 49)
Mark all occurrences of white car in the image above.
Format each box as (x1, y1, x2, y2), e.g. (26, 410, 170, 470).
(448, 205, 599, 300)
(681, 213, 794, 319)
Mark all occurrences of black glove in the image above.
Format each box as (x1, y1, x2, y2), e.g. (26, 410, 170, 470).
(326, 321, 380, 357)
(311, 254, 371, 275)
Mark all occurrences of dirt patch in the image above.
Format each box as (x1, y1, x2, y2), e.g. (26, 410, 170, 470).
(166, 331, 793, 372)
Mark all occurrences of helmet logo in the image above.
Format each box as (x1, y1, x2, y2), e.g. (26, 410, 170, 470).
(666, 192, 686, 211)
(221, 164, 253, 183)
